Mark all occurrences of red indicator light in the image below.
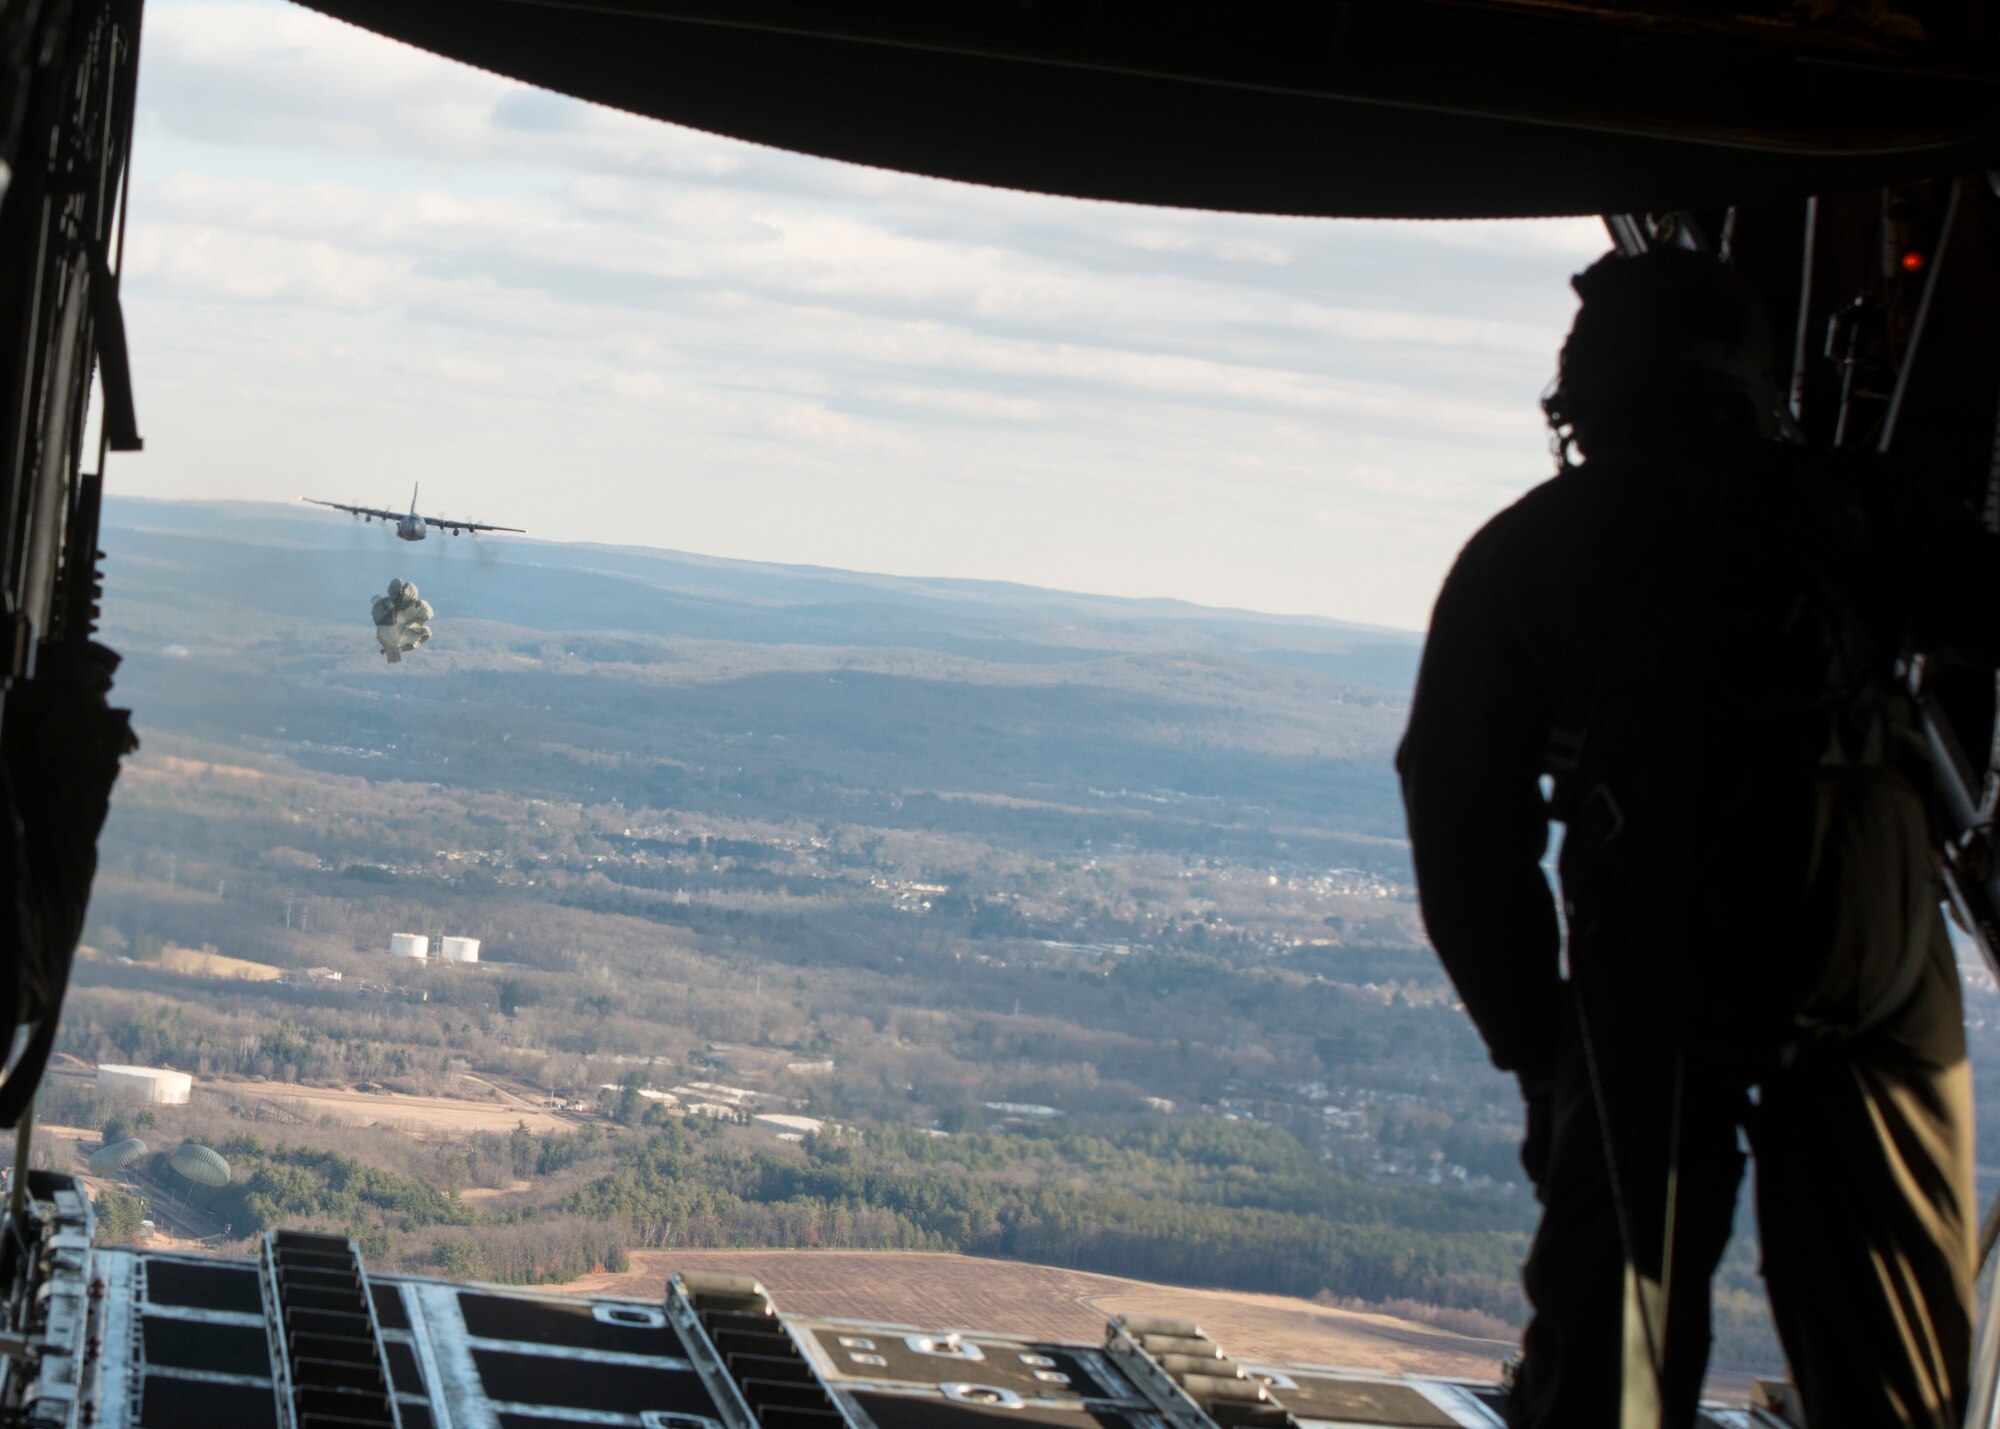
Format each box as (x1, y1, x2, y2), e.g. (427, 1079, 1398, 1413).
(1901, 250, 1927, 273)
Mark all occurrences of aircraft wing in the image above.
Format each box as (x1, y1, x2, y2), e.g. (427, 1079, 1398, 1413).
(424, 514, 527, 535)
(303, 496, 404, 522)
(297, 0, 2000, 219)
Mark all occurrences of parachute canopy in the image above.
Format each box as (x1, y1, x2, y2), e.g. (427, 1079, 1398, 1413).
(167, 1143, 230, 1186)
(86, 1138, 147, 1175)
(372, 578, 434, 664)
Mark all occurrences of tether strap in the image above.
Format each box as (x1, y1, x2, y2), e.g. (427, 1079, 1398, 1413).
(1576, 981, 1675, 1429)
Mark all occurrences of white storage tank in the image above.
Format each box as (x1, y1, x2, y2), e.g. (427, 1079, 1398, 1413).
(96, 1064, 192, 1106)
(389, 932, 428, 960)
(439, 937, 480, 964)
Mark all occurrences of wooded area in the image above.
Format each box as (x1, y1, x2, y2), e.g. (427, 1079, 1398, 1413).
(42, 499, 1832, 1375)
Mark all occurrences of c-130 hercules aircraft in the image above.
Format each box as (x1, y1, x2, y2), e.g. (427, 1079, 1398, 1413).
(302, 484, 527, 541)
(4, 3, 2000, 1429)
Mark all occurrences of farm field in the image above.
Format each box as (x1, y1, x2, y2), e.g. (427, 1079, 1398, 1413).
(557, 1248, 1515, 1380)
(43, 1068, 576, 1137)
(209, 1078, 573, 1136)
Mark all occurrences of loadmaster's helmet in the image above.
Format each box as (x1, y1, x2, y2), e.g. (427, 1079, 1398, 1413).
(1543, 247, 1779, 459)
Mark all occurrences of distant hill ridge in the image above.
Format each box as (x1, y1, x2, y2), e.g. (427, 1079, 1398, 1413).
(102, 496, 1421, 689)
(95, 494, 1416, 859)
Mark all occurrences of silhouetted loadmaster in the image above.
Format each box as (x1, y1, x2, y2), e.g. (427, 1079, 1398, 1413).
(1400, 247, 2000, 1429)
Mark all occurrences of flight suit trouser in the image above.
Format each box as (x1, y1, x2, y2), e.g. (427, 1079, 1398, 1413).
(1756, 925, 1974, 1429)
(1507, 929, 1973, 1429)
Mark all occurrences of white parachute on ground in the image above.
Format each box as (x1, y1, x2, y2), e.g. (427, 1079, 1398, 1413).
(372, 578, 434, 663)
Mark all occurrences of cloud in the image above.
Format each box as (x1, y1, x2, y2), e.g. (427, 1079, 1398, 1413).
(1309, 508, 1391, 535)
(859, 385, 1044, 422)
(490, 87, 581, 135)
(771, 402, 924, 457)
(1117, 226, 1292, 268)
(436, 355, 505, 382)
(125, 221, 405, 307)
(117, 0, 1602, 628)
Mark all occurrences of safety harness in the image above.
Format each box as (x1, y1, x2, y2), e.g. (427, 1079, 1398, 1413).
(1536, 456, 1937, 1427)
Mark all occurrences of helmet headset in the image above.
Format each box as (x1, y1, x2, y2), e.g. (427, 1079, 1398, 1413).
(1543, 248, 1780, 465)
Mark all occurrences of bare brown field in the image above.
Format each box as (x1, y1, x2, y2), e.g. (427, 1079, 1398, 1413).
(210, 1079, 570, 1136)
(125, 753, 269, 782)
(34, 1123, 109, 1176)
(37, 1122, 104, 1147)
(557, 1249, 1515, 1381)
(158, 946, 283, 982)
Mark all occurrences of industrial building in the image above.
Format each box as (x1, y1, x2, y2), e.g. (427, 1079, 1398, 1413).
(752, 1113, 824, 1141)
(95, 1065, 192, 1106)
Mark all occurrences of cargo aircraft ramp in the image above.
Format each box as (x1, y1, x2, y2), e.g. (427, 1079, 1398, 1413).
(0, 1174, 1794, 1429)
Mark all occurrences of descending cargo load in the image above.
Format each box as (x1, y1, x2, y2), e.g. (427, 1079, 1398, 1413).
(371, 578, 433, 663)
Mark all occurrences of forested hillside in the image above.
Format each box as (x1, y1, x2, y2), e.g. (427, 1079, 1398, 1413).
(45, 498, 1795, 1371)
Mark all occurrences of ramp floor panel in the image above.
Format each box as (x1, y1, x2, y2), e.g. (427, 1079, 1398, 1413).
(56, 1238, 1802, 1429)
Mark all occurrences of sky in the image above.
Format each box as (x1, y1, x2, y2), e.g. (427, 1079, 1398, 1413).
(115, 0, 1608, 630)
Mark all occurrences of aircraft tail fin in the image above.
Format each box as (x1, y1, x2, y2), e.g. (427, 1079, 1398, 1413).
(410, 482, 419, 516)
